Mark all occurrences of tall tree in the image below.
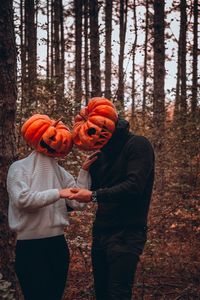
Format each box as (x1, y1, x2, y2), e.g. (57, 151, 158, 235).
(191, 0, 198, 118)
(54, 0, 60, 80)
(89, 0, 101, 97)
(51, 0, 54, 78)
(47, 0, 50, 79)
(153, 0, 165, 193)
(179, 0, 187, 123)
(84, 0, 89, 104)
(25, 0, 37, 105)
(179, 0, 188, 195)
(74, 0, 83, 112)
(174, 30, 181, 119)
(131, 0, 138, 118)
(60, 0, 65, 94)
(51, 0, 65, 100)
(0, 0, 18, 296)
(142, 0, 149, 117)
(173, 0, 189, 195)
(20, 0, 26, 108)
(105, 0, 113, 99)
(117, 0, 128, 112)
(153, 0, 165, 136)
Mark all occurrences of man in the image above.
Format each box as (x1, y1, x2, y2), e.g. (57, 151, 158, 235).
(69, 117, 155, 300)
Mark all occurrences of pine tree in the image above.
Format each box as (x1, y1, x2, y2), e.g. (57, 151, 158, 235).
(105, 0, 113, 99)
(89, 0, 101, 97)
(25, 0, 37, 105)
(191, 0, 198, 118)
(74, 0, 83, 112)
(153, 0, 165, 193)
(83, 0, 89, 104)
(117, 0, 128, 112)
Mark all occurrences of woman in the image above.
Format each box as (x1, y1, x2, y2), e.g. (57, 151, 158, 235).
(6, 115, 96, 300)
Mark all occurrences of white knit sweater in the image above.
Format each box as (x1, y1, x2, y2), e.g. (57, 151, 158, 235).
(7, 151, 91, 240)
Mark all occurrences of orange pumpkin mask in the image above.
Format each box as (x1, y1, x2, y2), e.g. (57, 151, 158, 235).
(21, 114, 73, 157)
(72, 97, 118, 151)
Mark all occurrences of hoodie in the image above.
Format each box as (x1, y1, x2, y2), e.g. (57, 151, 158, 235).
(89, 118, 155, 231)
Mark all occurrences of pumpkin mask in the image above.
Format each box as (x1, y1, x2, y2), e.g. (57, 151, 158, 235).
(72, 97, 118, 151)
(21, 114, 73, 157)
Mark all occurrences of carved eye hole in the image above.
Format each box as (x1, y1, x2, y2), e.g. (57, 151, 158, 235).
(87, 128, 96, 136)
(49, 135, 55, 141)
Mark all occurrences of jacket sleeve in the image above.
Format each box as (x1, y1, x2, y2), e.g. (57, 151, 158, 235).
(96, 137, 154, 203)
(7, 166, 60, 211)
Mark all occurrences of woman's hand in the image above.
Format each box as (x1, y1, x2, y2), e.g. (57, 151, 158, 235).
(59, 188, 75, 199)
(82, 150, 101, 171)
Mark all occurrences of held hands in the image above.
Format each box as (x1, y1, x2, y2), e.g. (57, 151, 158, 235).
(59, 188, 92, 203)
(82, 150, 100, 171)
(67, 188, 92, 203)
(59, 188, 75, 199)
(59, 151, 100, 201)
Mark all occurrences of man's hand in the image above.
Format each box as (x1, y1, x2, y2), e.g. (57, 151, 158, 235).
(67, 188, 92, 203)
(82, 151, 100, 171)
(59, 188, 76, 199)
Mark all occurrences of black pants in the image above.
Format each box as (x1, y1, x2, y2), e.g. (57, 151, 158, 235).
(92, 228, 147, 300)
(15, 235, 69, 300)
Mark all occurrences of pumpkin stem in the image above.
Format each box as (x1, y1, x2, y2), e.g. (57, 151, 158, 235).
(53, 117, 63, 127)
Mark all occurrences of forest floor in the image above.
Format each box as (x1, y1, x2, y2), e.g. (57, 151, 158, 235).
(63, 190, 200, 300)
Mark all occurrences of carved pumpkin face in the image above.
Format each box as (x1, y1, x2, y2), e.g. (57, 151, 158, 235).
(72, 97, 118, 151)
(21, 114, 73, 157)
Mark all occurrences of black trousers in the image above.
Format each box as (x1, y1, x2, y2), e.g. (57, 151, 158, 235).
(92, 228, 147, 300)
(15, 235, 69, 300)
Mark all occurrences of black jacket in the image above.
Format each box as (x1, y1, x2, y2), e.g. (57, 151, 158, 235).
(89, 118, 155, 231)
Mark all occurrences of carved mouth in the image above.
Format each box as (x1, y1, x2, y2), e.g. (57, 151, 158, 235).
(40, 139, 56, 154)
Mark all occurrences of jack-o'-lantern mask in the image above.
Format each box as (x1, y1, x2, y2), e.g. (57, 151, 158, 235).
(21, 114, 73, 157)
(72, 97, 118, 151)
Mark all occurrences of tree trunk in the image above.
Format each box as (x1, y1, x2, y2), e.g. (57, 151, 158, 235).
(25, 0, 37, 105)
(131, 0, 137, 121)
(89, 0, 101, 97)
(117, 0, 128, 112)
(0, 0, 18, 297)
(60, 0, 65, 96)
(153, 0, 165, 193)
(179, 0, 189, 196)
(174, 37, 181, 120)
(47, 0, 50, 79)
(142, 0, 149, 118)
(20, 0, 26, 108)
(153, 0, 165, 135)
(179, 0, 187, 122)
(51, 0, 54, 78)
(191, 0, 198, 118)
(84, 0, 89, 104)
(52, 0, 64, 101)
(105, 0, 112, 99)
(54, 0, 60, 80)
(74, 0, 83, 113)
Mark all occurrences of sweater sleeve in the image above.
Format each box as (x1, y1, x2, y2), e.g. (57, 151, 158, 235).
(96, 137, 154, 203)
(77, 169, 92, 189)
(7, 166, 60, 211)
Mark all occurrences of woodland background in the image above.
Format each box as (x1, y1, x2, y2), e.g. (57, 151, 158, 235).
(0, 0, 200, 299)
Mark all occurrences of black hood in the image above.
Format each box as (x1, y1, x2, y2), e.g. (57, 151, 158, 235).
(101, 117, 130, 156)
